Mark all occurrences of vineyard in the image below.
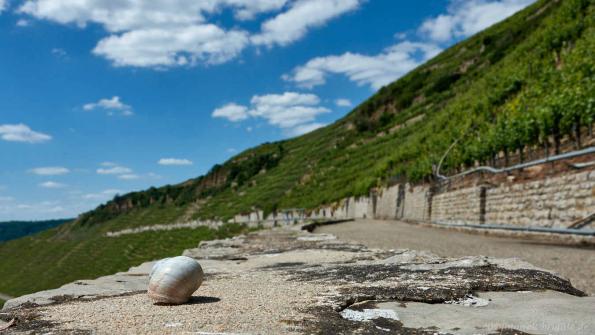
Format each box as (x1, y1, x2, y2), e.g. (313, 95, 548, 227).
(358, 0, 594, 180)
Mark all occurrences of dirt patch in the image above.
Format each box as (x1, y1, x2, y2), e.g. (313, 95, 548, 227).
(300, 305, 437, 335)
(1, 308, 60, 334)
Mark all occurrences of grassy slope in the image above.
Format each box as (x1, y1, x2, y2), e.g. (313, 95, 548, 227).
(0, 0, 593, 298)
(0, 216, 249, 297)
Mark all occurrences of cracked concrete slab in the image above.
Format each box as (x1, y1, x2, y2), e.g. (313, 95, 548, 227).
(2, 225, 593, 334)
(376, 291, 595, 335)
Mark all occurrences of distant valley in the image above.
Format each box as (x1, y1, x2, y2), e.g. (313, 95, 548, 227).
(0, 219, 72, 243)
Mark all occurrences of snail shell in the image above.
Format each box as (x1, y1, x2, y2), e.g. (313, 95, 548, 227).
(148, 256, 204, 304)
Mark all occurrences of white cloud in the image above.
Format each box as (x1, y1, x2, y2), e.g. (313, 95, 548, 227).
(335, 98, 352, 107)
(118, 174, 140, 180)
(0, 196, 14, 202)
(283, 0, 534, 92)
(213, 92, 330, 134)
(158, 158, 194, 166)
(18, 0, 290, 68)
(19, 0, 360, 67)
(96, 163, 155, 180)
(419, 0, 536, 42)
(249, 92, 329, 128)
(285, 41, 441, 90)
(93, 25, 249, 68)
(96, 165, 132, 175)
(0, 123, 52, 143)
(0, 0, 6, 13)
(39, 181, 67, 189)
(252, 0, 362, 46)
(227, 0, 289, 20)
(19, 0, 287, 32)
(286, 122, 326, 137)
(83, 96, 133, 116)
(251, 92, 320, 107)
(20, 0, 206, 32)
(29, 167, 70, 176)
(212, 103, 249, 122)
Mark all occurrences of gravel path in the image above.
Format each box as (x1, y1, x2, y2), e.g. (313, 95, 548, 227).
(317, 219, 595, 295)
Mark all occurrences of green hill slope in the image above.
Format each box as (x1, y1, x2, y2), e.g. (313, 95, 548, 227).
(1, 0, 593, 299)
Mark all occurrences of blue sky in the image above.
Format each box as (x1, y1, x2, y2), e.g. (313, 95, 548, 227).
(0, 0, 534, 220)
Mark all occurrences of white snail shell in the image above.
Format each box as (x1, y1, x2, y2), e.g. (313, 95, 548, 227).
(148, 256, 204, 304)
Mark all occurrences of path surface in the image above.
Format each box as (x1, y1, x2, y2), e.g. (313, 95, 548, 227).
(2, 225, 594, 334)
(317, 219, 595, 295)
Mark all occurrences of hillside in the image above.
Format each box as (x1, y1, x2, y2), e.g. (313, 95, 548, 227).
(0, 219, 72, 243)
(0, 0, 593, 299)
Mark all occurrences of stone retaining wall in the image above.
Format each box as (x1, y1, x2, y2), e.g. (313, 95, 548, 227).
(401, 184, 430, 222)
(485, 170, 595, 228)
(432, 187, 483, 225)
(232, 168, 594, 230)
(375, 184, 400, 219)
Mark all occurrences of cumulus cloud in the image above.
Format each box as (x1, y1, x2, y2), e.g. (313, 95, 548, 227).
(284, 41, 441, 90)
(19, 0, 287, 31)
(93, 25, 249, 67)
(252, 0, 362, 46)
(419, 0, 536, 42)
(0, 123, 52, 143)
(335, 99, 352, 107)
(29, 167, 70, 176)
(249, 92, 329, 128)
(19, 0, 361, 68)
(283, 0, 534, 92)
(213, 92, 330, 135)
(20, 0, 209, 32)
(227, 0, 289, 20)
(83, 96, 133, 116)
(96, 165, 132, 175)
(19, 0, 253, 68)
(212, 103, 249, 122)
(158, 158, 194, 166)
(96, 163, 149, 180)
(39, 181, 67, 189)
